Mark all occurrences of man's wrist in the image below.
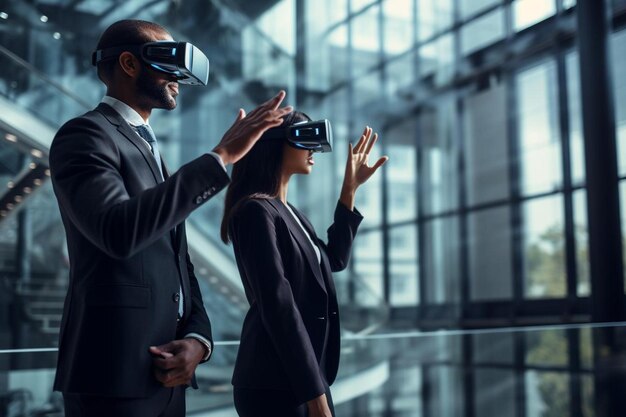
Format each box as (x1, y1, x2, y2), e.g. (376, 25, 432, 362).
(184, 334, 212, 361)
(211, 147, 230, 166)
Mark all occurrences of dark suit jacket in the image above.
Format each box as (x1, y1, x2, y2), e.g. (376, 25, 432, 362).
(229, 198, 363, 404)
(49, 103, 230, 398)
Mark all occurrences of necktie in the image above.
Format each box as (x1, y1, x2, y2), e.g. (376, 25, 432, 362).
(135, 124, 164, 179)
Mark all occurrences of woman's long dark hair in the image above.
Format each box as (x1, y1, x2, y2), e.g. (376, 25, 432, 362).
(220, 111, 311, 243)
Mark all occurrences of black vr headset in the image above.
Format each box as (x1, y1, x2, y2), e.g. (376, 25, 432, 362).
(263, 119, 333, 153)
(92, 41, 209, 86)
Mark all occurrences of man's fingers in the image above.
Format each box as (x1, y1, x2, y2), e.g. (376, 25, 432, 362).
(236, 108, 246, 122)
(267, 90, 287, 110)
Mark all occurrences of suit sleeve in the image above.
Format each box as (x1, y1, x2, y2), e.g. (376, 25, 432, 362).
(317, 201, 364, 272)
(49, 116, 230, 259)
(232, 200, 326, 404)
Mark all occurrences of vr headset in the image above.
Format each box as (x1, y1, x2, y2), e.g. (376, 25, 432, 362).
(92, 41, 209, 86)
(263, 119, 333, 153)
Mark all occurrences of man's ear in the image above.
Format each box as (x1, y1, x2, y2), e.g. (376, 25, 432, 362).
(118, 51, 140, 79)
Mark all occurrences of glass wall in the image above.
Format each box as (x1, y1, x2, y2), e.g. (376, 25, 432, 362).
(0, 0, 625, 415)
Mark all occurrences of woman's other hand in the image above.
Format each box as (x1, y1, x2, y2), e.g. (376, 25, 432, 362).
(340, 126, 389, 210)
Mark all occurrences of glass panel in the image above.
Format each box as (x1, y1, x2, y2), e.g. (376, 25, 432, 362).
(353, 230, 384, 306)
(351, 4, 381, 77)
(464, 82, 510, 206)
(564, 0, 577, 9)
(525, 371, 571, 417)
(387, 117, 417, 223)
(473, 333, 515, 364)
(468, 206, 513, 301)
(326, 24, 351, 86)
(612, 30, 626, 177)
(526, 329, 569, 366)
(423, 216, 460, 304)
(621, 181, 626, 289)
(389, 226, 419, 306)
(352, 0, 376, 13)
(416, 0, 454, 41)
(420, 97, 459, 215)
(386, 52, 416, 101)
(475, 369, 516, 417)
(418, 33, 455, 86)
(574, 189, 590, 297)
(566, 51, 586, 185)
(459, 0, 500, 19)
(383, 0, 415, 57)
(461, 7, 505, 56)
(523, 195, 566, 299)
(424, 366, 465, 416)
(514, 0, 557, 32)
(516, 60, 562, 196)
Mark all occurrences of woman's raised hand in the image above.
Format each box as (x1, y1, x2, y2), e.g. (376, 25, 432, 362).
(340, 126, 389, 210)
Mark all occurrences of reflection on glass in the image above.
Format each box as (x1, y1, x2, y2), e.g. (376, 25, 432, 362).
(475, 370, 516, 417)
(468, 206, 513, 301)
(326, 24, 350, 86)
(526, 329, 568, 366)
(621, 181, 626, 290)
(525, 371, 571, 417)
(424, 216, 460, 304)
(383, 0, 414, 56)
(472, 333, 515, 364)
(461, 7, 505, 56)
(514, 0, 557, 32)
(351, 4, 381, 77)
(387, 141, 417, 222)
(464, 82, 510, 206)
(523, 195, 566, 298)
(563, 0, 577, 9)
(417, 0, 454, 41)
(389, 226, 419, 306)
(579, 327, 594, 369)
(459, 0, 500, 19)
(516, 60, 562, 196)
(612, 30, 626, 177)
(419, 34, 455, 86)
(425, 366, 464, 416)
(574, 190, 590, 297)
(386, 52, 416, 101)
(354, 231, 384, 307)
(566, 51, 586, 185)
(351, 0, 376, 13)
(420, 98, 459, 215)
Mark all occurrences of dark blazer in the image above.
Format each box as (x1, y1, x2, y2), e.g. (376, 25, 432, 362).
(49, 103, 230, 398)
(229, 197, 363, 404)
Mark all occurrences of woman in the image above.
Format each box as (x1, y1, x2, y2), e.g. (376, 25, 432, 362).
(221, 111, 388, 417)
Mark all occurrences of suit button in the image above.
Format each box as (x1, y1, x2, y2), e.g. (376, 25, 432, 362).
(194, 196, 203, 205)
(173, 293, 180, 303)
(202, 191, 210, 199)
(209, 186, 216, 193)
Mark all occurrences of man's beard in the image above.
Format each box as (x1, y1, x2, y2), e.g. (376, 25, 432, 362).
(136, 67, 176, 110)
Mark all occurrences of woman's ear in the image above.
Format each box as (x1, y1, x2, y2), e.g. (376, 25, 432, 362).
(118, 51, 140, 79)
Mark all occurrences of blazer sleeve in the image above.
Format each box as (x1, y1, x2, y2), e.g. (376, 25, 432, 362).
(317, 201, 364, 272)
(232, 199, 326, 404)
(49, 116, 230, 259)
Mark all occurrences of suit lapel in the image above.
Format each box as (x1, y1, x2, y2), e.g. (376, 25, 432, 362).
(96, 103, 163, 185)
(267, 199, 327, 294)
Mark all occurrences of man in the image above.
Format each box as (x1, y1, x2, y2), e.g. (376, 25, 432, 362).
(49, 19, 292, 417)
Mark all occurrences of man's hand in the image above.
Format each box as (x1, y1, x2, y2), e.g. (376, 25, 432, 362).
(212, 90, 293, 165)
(149, 339, 206, 387)
(307, 394, 333, 417)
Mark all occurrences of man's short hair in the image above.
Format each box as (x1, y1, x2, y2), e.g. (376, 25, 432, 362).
(95, 19, 168, 83)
